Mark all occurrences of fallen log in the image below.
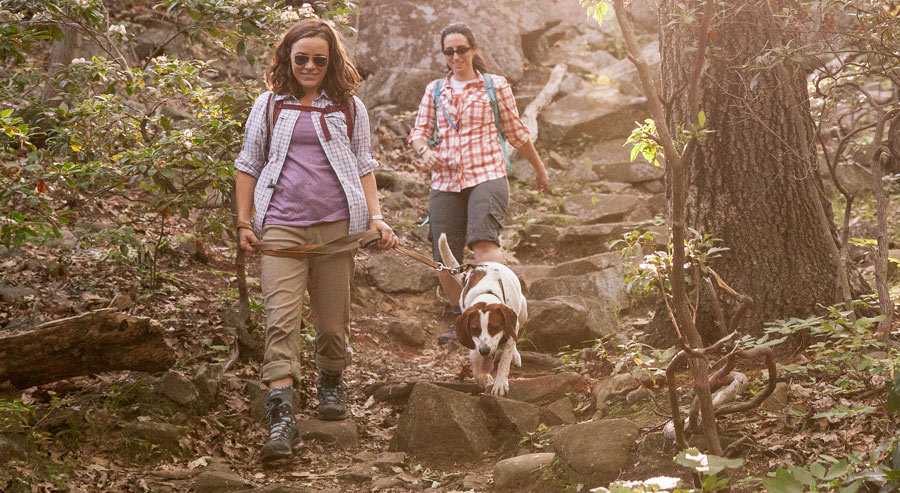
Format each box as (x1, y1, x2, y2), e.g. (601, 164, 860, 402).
(506, 63, 567, 157)
(0, 308, 175, 389)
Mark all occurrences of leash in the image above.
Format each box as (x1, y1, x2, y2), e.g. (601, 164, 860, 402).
(256, 230, 476, 275)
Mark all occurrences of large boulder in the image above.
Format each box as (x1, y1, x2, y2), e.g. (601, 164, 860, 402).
(523, 296, 618, 351)
(550, 419, 639, 480)
(594, 40, 660, 97)
(367, 251, 439, 293)
(562, 192, 659, 223)
(539, 85, 648, 143)
(393, 383, 493, 464)
(493, 453, 557, 490)
(505, 372, 589, 405)
(528, 269, 629, 313)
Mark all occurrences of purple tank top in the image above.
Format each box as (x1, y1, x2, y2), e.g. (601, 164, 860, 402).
(265, 111, 350, 227)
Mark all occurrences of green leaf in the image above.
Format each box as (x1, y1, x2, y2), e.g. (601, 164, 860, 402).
(630, 143, 640, 162)
(824, 460, 850, 480)
(786, 465, 815, 486)
(809, 462, 826, 479)
(698, 110, 706, 128)
(762, 468, 804, 493)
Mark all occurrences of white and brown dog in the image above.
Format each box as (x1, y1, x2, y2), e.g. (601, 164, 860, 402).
(438, 233, 527, 396)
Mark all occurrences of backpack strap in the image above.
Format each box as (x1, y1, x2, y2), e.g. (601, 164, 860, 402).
(483, 74, 512, 172)
(426, 79, 443, 147)
(264, 92, 275, 163)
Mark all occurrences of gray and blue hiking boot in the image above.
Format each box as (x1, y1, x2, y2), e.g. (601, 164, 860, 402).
(260, 386, 301, 464)
(316, 369, 348, 421)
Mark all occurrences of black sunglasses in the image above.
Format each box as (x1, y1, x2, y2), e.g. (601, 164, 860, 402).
(293, 54, 328, 68)
(442, 46, 472, 56)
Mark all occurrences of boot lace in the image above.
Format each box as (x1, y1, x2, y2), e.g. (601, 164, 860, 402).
(317, 372, 346, 406)
(264, 400, 294, 440)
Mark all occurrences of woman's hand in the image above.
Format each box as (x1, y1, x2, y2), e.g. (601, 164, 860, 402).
(371, 218, 399, 250)
(535, 166, 550, 194)
(239, 227, 260, 253)
(422, 149, 447, 170)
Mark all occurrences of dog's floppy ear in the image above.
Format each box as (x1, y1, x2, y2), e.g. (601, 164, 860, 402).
(455, 310, 477, 350)
(496, 304, 519, 341)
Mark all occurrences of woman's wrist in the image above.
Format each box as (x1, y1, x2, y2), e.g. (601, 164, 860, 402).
(370, 214, 384, 221)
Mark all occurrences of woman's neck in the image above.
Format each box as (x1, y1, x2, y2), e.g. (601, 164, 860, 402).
(452, 70, 477, 82)
(299, 88, 321, 105)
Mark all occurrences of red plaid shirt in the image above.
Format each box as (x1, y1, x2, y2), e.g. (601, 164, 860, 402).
(408, 72, 530, 192)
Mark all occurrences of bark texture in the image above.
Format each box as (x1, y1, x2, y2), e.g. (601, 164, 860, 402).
(650, 0, 848, 344)
(0, 309, 175, 389)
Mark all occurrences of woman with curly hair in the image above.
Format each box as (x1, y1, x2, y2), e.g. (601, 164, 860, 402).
(234, 18, 397, 464)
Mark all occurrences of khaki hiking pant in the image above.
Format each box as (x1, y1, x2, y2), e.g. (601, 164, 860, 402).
(260, 221, 354, 386)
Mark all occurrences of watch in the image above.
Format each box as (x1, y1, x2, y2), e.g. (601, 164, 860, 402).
(416, 146, 429, 156)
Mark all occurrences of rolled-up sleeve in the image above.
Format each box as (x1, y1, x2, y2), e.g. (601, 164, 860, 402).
(233, 92, 270, 178)
(494, 76, 530, 149)
(350, 96, 379, 176)
(407, 80, 438, 147)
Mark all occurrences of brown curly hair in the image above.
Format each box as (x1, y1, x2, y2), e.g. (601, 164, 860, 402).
(266, 19, 361, 103)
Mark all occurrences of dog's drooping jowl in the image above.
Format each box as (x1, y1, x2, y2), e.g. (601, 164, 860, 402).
(438, 234, 527, 396)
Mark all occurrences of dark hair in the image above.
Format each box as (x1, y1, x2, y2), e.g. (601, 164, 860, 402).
(267, 19, 361, 103)
(440, 22, 488, 74)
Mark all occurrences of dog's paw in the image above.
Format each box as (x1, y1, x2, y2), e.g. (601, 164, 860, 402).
(490, 377, 509, 397)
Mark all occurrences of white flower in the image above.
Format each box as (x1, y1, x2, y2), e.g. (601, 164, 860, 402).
(298, 3, 314, 16)
(108, 24, 127, 36)
(280, 8, 300, 22)
(685, 451, 710, 473)
(183, 129, 193, 139)
(75, 0, 91, 7)
(70, 57, 89, 65)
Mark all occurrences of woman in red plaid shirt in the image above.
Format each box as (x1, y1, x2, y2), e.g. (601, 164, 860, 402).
(408, 22, 550, 343)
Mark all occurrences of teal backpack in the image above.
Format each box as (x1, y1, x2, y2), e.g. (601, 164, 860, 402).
(426, 74, 512, 172)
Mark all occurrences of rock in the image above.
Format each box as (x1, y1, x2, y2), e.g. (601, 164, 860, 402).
(393, 383, 493, 464)
(0, 433, 28, 462)
(557, 163, 601, 187)
(357, 68, 446, 110)
(493, 453, 556, 489)
(518, 351, 564, 372)
(554, 222, 665, 259)
(126, 421, 181, 449)
(45, 228, 78, 249)
(364, 380, 483, 405)
(298, 418, 359, 449)
(522, 296, 618, 352)
(547, 150, 573, 170)
(156, 371, 199, 407)
(367, 251, 439, 293)
(0, 283, 37, 304)
(193, 470, 253, 493)
(550, 252, 622, 277)
(542, 397, 577, 426)
(593, 374, 641, 405)
(387, 320, 426, 348)
(550, 419, 639, 479)
(529, 269, 629, 312)
(760, 382, 790, 412)
(594, 40, 660, 97)
(562, 192, 658, 223)
(506, 372, 589, 405)
(539, 85, 648, 143)
(480, 394, 542, 437)
(626, 387, 652, 404)
(509, 265, 553, 294)
(461, 473, 490, 491)
(374, 451, 407, 471)
(245, 380, 270, 422)
(372, 477, 404, 491)
(338, 462, 376, 482)
(193, 363, 221, 411)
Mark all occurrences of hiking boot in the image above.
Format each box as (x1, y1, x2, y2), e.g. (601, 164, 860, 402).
(316, 369, 348, 421)
(260, 386, 301, 464)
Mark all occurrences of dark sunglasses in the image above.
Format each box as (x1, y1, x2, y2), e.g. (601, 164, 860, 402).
(293, 54, 328, 68)
(442, 46, 472, 56)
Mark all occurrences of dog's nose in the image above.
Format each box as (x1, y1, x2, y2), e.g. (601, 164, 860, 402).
(478, 345, 491, 356)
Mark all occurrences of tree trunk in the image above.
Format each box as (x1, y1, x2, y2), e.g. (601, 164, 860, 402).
(0, 309, 175, 389)
(649, 0, 855, 345)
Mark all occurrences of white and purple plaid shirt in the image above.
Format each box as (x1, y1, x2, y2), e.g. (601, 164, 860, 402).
(234, 91, 379, 237)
